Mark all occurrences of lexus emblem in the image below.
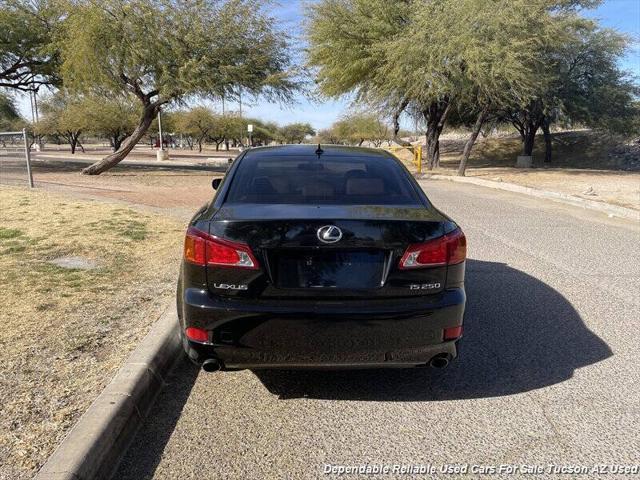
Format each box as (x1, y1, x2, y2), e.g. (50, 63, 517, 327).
(317, 225, 342, 244)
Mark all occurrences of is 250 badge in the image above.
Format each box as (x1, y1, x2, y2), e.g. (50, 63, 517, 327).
(409, 283, 441, 290)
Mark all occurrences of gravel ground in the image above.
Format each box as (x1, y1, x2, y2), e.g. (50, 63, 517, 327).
(116, 180, 640, 480)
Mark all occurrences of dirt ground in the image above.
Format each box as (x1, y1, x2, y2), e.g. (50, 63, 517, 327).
(434, 167, 640, 210)
(2, 158, 222, 215)
(392, 130, 640, 211)
(35, 144, 239, 162)
(0, 163, 219, 479)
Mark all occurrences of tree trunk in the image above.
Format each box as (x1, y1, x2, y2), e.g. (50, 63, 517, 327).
(457, 105, 489, 176)
(392, 99, 411, 146)
(82, 104, 158, 175)
(198, 139, 203, 153)
(542, 117, 552, 163)
(67, 131, 81, 154)
(523, 125, 536, 156)
(424, 100, 451, 170)
(358, 138, 364, 146)
(112, 135, 123, 152)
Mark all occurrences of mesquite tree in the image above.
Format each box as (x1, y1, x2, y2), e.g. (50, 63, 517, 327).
(331, 113, 389, 146)
(306, 0, 504, 169)
(59, 0, 298, 174)
(0, 0, 62, 91)
(0, 93, 22, 130)
(307, 0, 629, 172)
(500, 22, 637, 164)
(279, 122, 315, 143)
(174, 107, 217, 153)
(36, 92, 89, 154)
(82, 97, 139, 152)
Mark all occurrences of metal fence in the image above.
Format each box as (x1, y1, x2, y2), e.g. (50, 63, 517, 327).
(0, 129, 34, 188)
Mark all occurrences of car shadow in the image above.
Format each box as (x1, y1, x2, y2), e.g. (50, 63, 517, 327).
(253, 259, 612, 401)
(115, 356, 200, 478)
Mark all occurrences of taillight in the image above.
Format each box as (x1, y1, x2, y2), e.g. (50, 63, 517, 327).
(399, 228, 466, 269)
(443, 325, 463, 340)
(184, 227, 259, 269)
(185, 327, 209, 342)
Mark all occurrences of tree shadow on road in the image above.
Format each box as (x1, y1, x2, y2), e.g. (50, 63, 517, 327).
(254, 259, 612, 401)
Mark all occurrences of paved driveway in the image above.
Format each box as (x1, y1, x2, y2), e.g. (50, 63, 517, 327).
(117, 180, 640, 479)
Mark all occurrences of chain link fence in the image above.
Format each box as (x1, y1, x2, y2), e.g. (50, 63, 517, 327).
(0, 129, 34, 188)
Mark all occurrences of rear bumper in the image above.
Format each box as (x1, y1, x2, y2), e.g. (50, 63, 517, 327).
(180, 287, 465, 368)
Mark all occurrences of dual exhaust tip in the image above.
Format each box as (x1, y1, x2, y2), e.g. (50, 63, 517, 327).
(428, 353, 451, 369)
(202, 358, 221, 372)
(200, 355, 451, 372)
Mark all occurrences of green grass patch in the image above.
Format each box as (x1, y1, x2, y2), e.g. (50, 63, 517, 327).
(0, 228, 23, 239)
(1, 245, 26, 255)
(119, 220, 148, 241)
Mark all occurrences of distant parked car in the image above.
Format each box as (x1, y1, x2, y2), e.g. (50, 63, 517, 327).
(177, 145, 466, 371)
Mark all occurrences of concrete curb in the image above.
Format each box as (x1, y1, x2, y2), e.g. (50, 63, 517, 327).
(420, 174, 639, 221)
(35, 307, 182, 480)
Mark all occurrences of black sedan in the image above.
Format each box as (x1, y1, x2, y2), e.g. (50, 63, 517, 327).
(177, 145, 466, 371)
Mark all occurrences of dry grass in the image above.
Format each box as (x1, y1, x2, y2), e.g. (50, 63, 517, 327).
(438, 130, 639, 171)
(0, 186, 185, 479)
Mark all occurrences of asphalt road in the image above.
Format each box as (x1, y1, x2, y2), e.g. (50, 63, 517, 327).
(117, 180, 640, 479)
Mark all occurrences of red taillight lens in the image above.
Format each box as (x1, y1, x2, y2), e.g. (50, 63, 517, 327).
(184, 227, 259, 269)
(446, 229, 466, 265)
(443, 325, 463, 340)
(399, 228, 466, 269)
(185, 327, 209, 342)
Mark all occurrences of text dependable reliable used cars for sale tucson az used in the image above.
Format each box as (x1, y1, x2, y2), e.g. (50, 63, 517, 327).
(177, 145, 466, 372)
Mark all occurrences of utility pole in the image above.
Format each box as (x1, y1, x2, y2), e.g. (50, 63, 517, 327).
(22, 128, 34, 188)
(158, 109, 164, 150)
(33, 92, 39, 122)
(29, 90, 42, 151)
(29, 91, 36, 122)
(156, 108, 168, 160)
(238, 88, 243, 146)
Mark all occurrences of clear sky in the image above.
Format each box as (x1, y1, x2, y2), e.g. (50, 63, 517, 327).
(17, 0, 640, 130)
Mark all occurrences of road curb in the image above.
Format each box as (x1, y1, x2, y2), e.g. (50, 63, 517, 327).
(35, 306, 182, 480)
(419, 174, 640, 221)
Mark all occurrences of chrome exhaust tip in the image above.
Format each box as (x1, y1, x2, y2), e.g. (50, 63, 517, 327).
(429, 354, 451, 369)
(202, 358, 221, 372)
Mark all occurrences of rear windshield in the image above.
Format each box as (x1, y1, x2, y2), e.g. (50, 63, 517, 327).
(225, 155, 421, 205)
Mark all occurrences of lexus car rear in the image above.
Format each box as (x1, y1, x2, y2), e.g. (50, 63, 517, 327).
(177, 145, 466, 371)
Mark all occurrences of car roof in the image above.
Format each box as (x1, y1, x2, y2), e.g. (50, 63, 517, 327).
(241, 144, 396, 159)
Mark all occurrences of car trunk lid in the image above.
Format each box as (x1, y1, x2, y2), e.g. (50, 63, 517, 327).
(206, 204, 452, 299)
